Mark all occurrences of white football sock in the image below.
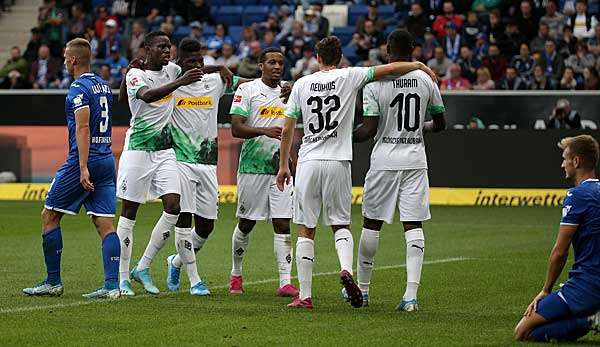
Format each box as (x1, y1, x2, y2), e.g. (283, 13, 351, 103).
(334, 228, 354, 274)
(274, 233, 293, 287)
(175, 227, 201, 287)
(137, 212, 178, 271)
(117, 216, 135, 282)
(231, 224, 250, 276)
(296, 237, 314, 300)
(404, 228, 425, 301)
(357, 228, 380, 294)
(172, 231, 207, 269)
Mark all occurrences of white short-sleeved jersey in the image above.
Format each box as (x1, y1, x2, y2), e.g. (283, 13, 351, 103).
(285, 67, 375, 162)
(125, 62, 181, 151)
(171, 73, 238, 165)
(230, 79, 286, 175)
(362, 69, 445, 170)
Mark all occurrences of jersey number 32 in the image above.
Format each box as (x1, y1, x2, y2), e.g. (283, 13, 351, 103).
(306, 95, 340, 134)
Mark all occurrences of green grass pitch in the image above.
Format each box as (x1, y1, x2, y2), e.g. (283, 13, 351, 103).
(0, 201, 598, 346)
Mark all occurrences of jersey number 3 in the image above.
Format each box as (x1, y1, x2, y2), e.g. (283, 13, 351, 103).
(99, 96, 109, 133)
(307, 95, 340, 134)
(390, 93, 420, 132)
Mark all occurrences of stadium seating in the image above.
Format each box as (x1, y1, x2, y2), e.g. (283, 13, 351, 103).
(174, 26, 191, 42)
(217, 6, 244, 27)
(233, 0, 260, 5)
(229, 26, 244, 44)
(243, 5, 269, 26)
(378, 5, 396, 21)
(347, 5, 368, 24)
(332, 26, 355, 46)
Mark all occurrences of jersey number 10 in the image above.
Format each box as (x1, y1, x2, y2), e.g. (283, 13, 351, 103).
(390, 93, 421, 132)
(306, 95, 341, 134)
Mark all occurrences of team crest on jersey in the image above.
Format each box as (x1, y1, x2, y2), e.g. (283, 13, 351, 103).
(175, 97, 213, 108)
(258, 106, 285, 119)
(73, 94, 84, 107)
(130, 77, 139, 86)
(562, 205, 572, 218)
(120, 179, 127, 193)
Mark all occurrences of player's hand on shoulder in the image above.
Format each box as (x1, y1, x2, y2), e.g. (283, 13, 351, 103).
(80, 166, 94, 192)
(276, 167, 291, 192)
(179, 68, 204, 86)
(418, 62, 438, 84)
(280, 82, 291, 103)
(219, 66, 234, 87)
(262, 126, 282, 140)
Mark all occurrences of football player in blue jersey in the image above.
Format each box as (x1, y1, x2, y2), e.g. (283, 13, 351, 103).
(23, 38, 121, 299)
(515, 134, 600, 342)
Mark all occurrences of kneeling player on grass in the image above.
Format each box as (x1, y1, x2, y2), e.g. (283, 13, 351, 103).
(23, 38, 121, 299)
(514, 135, 600, 342)
(277, 36, 437, 309)
(350, 29, 445, 311)
(164, 38, 242, 295)
(228, 47, 299, 297)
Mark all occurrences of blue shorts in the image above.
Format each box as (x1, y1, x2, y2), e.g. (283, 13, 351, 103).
(45, 156, 116, 217)
(536, 292, 572, 321)
(537, 278, 600, 321)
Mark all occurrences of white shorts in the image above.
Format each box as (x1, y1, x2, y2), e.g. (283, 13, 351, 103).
(293, 160, 351, 228)
(178, 162, 218, 219)
(116, 149, 180, 203)
(362, 168, 431, 224)
(237, 173, 293, 220)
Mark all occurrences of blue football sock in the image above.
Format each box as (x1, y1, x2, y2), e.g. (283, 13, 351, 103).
(102, 232, 120, 289)
(529, 318, 590, 342)
(42, 227, 63, 285)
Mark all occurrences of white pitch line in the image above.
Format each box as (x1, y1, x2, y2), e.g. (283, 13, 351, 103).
(0, 257, 471, 314)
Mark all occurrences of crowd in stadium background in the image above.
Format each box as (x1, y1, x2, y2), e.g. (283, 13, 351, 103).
(1, 0, 600, 90)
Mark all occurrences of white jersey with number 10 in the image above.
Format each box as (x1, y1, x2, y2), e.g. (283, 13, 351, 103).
(362, 69, 445, 171)
(285, 66, 375, 162)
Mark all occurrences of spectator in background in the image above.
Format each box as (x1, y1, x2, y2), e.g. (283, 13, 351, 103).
(258, 14, 280, 38)
(284, 40, 304, 79)
(200, 45, 216, 65)
(569, 0, 598, 39)
(239, 27, 257, 58)
(126, 21, 145, 60)
(516, 1, 538, 42)
(566, 42, 596, 78)
(511, 43, 535, 81)
(207, 24, 233, 51)
(473, 66, 496, 89)
(367, 43, 388, 66)
(422, 28, 440, 62)
(262, 30, 278, 49)
(559, 66, 580, 89)
(561, 25, 579, 56)
(530, 23, 551, 53)
(406, 3, 429, 40)
(427, 46, 453, 78)
(28, 45, 60, 89)
(441, 64, 471, 90)
(412, 43, 425, 63)
(462, 11, 486, 48)
(186, 0, 214, 26)
(540, 0, 566, 40)
(584, 67, 600, 89)
(562, 0, 577, 16)
(0, 47, 28, 79)
(291, 46, 319, 80)
(311, 3, 330, 40)
(38, 0, 63, 57)
(98, 19, 122, 60)
(302, 9, 320, 40)
(471, 0, 501, 16)
(98, 64, 115, 87)
(457, 45, 481, 83)
(160, 21, 175, 40)
(24, 28, 42, 63)
(356, 1, 386, 34)
(538, 39, 565, 86)
(501, 21, 526, 58)
(468, 116, 486, 129)
(496, 66, 529, 89)
(546, 98, 581, 128)
(432, 1, 464, 38)
(84, 26, 100, 60)
(188, 21, 204, 41)
(473, 33, 489, 60)
(145, 1, 169, 28)
(93, 6, 116, 39)
(67, 3, 90, 41)
(444, 22, 464, 61)
(363, 20, 384, 49)
(276, 5, 294, 42)
(237, 41, 262, 78)
(488, 9, 504, 46)
(0, 70, 30, 89)
(216, 43, 241, 73)
(481, 44, 508, 81)
(587, 24, 600, 55)
(530, 64, 555, 89)
(346, 32, 371, 62)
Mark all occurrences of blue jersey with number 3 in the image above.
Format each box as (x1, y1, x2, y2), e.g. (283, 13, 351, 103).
(65, 72, 113, 165)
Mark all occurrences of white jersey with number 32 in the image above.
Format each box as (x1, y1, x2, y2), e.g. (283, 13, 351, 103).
(285, 66, 375, 162)
(363, 69, 445, 170)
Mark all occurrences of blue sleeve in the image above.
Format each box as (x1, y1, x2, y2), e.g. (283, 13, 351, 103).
(561, 189, 585, 226)
(69, 83, 91, 114)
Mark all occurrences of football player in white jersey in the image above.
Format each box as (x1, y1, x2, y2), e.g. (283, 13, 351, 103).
(163, 38, 242, 296)
(352, 29, 446, 311)
(115, 31, 203, 296)
(228, 48, 300, 298)
(277, 36, 437, 309)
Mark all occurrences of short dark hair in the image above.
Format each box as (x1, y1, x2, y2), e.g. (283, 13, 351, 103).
(559, 135, 600, 170)
(316, 36, 342, 66)
(387, 29, 415, 58)
(144, 31, 169, 49)
(178, 38, 202, 59)
(259, 47, 283, 63)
